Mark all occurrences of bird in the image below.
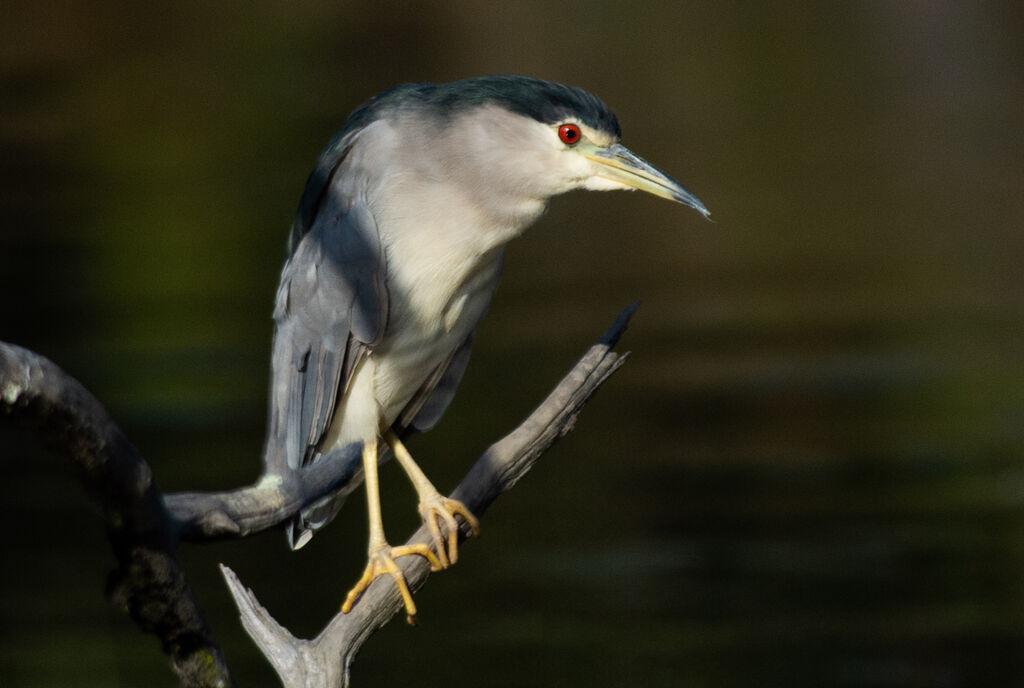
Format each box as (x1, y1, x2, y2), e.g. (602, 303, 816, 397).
(261, 75, 709, 623)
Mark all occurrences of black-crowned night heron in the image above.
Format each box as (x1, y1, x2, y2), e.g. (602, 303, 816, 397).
(262, 75, 708, 622)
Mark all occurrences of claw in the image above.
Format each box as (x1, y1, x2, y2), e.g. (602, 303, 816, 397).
(385, 431, 481, 566)
(342, 543, 442, 624)
(419, 494, 480, 567)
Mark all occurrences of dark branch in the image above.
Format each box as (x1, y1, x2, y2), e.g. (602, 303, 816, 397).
(0, 343, 234, 688)
(220, 303, 637, 688)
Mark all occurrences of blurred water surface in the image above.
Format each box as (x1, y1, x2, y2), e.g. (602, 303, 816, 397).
(2, 2, 1023, 686)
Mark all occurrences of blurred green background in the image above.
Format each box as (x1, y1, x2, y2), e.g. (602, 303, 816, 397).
(2, 1, 1023, 686)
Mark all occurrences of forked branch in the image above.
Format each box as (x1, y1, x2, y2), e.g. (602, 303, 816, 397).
(0, 303, 636, 687)
(220, 303, 636, 687)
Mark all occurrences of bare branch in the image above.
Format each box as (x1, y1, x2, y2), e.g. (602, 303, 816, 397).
(221, 302, 637, 688)
(0, 303, 637, 687)
(0, 343, 234, 688)
(165, 443, 363, 541)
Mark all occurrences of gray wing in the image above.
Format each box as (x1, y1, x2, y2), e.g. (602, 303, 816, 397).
(262, 128, 388, 481)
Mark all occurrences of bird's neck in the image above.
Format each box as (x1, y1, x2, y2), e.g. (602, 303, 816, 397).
(356, 119, 551, 332)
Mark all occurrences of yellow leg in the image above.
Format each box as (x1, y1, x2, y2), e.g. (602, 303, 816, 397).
(384, 430, 480, 569)
(342, 438, 441, 625)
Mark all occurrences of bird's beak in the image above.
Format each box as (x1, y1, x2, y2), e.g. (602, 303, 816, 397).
(584, 143, 710, 218)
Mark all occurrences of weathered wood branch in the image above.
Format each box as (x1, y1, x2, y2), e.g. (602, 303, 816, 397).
(220, 302, 637, 688)
(0, 343, 234, 687)
(165, 444, 363, 541)
(0, 303, 636, 687)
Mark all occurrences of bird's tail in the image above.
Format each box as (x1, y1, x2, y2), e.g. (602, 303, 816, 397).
(287, 491, 350, 550)
(284, 449, 366, 549)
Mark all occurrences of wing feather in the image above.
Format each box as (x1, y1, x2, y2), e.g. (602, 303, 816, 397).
(262, 127, 386, 482)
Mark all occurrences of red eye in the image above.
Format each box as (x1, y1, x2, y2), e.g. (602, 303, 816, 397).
(557, 123, 581, 145)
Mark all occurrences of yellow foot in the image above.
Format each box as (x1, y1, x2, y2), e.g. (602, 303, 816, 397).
(420, 494, 481, 568)
(341, 543, 442, 625)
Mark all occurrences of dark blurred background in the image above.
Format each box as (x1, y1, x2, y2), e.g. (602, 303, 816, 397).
(2, 2, 1023, 686)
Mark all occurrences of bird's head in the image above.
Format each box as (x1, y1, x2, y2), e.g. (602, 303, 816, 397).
(352, 76, 709, 224)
